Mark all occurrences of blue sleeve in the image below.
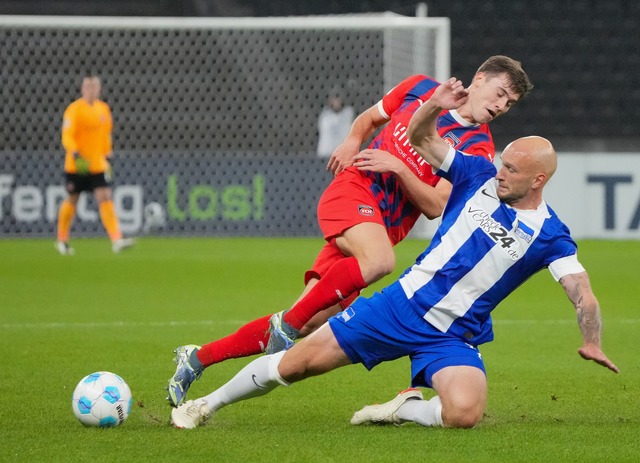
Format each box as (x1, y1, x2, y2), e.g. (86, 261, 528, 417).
(543, 222, 579, 267)
(437, 149, 497, 188)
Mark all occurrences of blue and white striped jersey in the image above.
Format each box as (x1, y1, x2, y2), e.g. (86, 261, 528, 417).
(396, 147, 584, 345)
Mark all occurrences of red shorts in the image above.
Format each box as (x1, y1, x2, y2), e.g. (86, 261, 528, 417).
(316, 169, 384, 241)
(308, 169, 417, 289)
(308, 169, 390, 284)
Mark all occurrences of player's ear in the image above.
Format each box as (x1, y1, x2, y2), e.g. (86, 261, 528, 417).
(472, 72, 486, 87)
(532, 172, 547, 190)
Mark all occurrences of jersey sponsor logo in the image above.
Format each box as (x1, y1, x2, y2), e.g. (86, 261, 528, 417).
(391, 122, 430, 171)
(358, 205, 375, 216)
(466, 207, 521, 260)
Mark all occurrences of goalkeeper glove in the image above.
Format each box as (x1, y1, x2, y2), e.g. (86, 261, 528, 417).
(73, 153, 90, 175)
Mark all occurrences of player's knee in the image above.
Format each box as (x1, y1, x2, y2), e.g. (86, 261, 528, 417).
(276, 355, 307, 383)
(378, 252, 396, 276)
(276, 346, 322, 383)
(362, 251, 395, 282)
(442, 396, 485, 428)
(299, 306, 338, 336)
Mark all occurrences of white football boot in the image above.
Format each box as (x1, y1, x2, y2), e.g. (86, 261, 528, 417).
(351, 388, 424, 425)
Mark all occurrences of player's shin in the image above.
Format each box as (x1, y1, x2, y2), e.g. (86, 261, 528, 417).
(202, 351, 289, 413)
(396, 395, 444, 427)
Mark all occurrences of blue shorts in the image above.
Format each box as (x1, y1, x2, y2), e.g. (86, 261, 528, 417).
(328, 285, 486, 388)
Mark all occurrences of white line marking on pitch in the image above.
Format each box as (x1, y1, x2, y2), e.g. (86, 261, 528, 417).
(1, 319, 638, 330)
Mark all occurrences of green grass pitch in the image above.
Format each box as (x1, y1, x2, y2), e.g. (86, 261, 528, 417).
(1, 237, 638, 462)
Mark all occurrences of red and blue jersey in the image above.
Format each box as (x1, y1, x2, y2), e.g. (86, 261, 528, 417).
(361, 74, 495, 241)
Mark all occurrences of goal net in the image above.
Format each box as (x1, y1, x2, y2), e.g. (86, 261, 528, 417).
(0, 14, 449, 237)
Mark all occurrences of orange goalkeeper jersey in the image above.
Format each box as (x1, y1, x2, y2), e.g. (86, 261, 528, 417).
(62, 98, 113, 174)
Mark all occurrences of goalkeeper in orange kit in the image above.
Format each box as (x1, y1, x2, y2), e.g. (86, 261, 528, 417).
(56, 74, 134, 255)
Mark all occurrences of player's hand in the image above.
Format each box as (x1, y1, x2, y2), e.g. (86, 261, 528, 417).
(353, 149, 404, 174)
(578, 344, 619, 373)
(431, 77, 469, 110)
(326, 138, 361, 176)
(74, 155, 90, 175)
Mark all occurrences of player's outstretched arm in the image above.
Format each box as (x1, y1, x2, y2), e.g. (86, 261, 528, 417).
(559, 272, 619, 373)
(407, 77, 469, 171)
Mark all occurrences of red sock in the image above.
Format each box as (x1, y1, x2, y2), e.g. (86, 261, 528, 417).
(196, 315, 271, 367)
(339, 291, 359, 309)
(283, 256, 366, 330)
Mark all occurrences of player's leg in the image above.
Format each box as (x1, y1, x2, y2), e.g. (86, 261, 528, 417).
(276, 321, 353, 381)
(387, 366, 486, 428)
(171, 281, 413, 428)
(167, 280, 322, 406)
(268, 171, 392, 349)
(198, 277, 321, 364)
(429, 365, 487, 428)
(94, 185, 119, 240)
(167, 315, 272, 406)
(352, 365, 487, 428)
(335, 221, 396, 282)
(56, 185, 79, 255)
(171, 323, 351, 429)
(297, 275, 360, 336)
(297, 299, 342, 336)
(268, 222, 392, 352)
(94, 183, 134, 252)
(350, 306, 487, 429)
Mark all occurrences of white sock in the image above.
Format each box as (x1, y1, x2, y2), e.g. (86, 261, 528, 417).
(202, 351, 289, 413)
(396, 395, 444, 427)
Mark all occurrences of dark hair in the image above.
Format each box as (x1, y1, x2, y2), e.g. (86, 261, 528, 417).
(476, 55, 533, 99)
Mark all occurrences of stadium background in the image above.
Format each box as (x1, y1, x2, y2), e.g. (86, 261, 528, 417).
(1, 0, 638, 238)
(2, 5, 638, 460)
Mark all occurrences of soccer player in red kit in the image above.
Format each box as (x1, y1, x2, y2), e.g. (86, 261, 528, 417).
(166, 55, 534, 407)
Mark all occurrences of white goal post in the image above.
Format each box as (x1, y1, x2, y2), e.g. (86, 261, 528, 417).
(0, 13, 449, 238)
(0, 13, 450, 88)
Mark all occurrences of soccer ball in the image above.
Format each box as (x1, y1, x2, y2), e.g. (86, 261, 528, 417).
(142, 201, 166, 233)
(71, 371, 132, 427)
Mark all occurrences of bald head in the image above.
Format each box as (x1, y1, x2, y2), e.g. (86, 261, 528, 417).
(496, 136, 557, 209)
(506, 136, 557, 180)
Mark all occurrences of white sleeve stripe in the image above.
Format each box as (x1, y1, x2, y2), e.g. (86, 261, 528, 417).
(548, 254, 585, 281)
(376, 100, 390, 120)
(437, 146, 456, 173)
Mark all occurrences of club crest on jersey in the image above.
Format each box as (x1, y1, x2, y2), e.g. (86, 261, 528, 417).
(358, 205, 375, 217)
(514, 220, 534, 243)
(339, 307, 355, 322)
(443, 132, 461, 147)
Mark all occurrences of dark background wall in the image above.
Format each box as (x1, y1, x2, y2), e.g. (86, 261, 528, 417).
(1, 0, 638, 152)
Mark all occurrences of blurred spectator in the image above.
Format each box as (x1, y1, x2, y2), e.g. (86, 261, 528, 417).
(316, 86, 355, 157)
